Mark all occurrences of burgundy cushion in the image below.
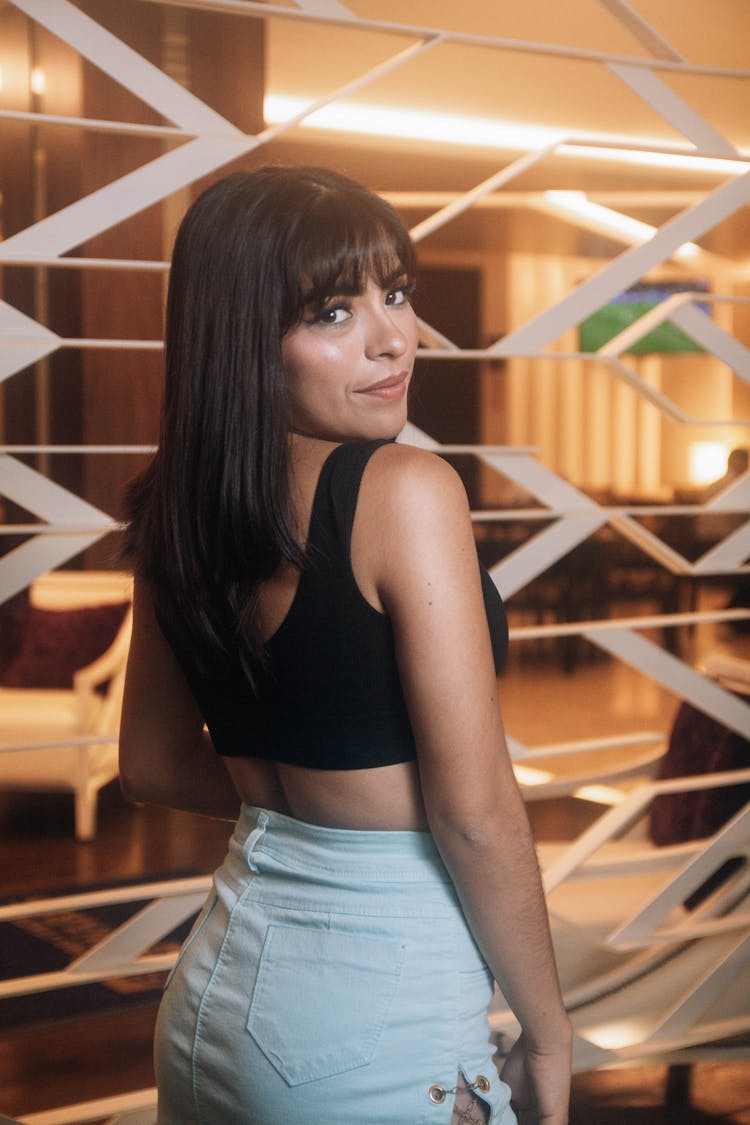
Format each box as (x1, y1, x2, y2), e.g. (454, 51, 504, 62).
(0, 590, 32, 677)
(1, 602, 130, 689)
(649, 700, 750, 845)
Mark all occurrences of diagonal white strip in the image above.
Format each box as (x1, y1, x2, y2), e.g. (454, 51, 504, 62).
(601, 355, 750, 425)
(670, 304, 750, 381)
(0, 534, 106, 602)
(0, 341, 61, 384)
(596, 291, 695, 356)
(70, 895, 207, 972)
(0, 32, 442, 261)
(409, 146, 559, 243)
(492, 173, 750, 355)
(397, 432, 606, 598)
(586, 627, 750, 739)
(608, 809, 750, 944)
(596, 357, 693, 422)
(0, 300, 61, 381)
(398, 422, 441, 450)
(292, 0, 355, 17)
(707, 474, 750, 512)
(608, 513, 692, 574)
(505, 736, 528, 760)
(258, 35, 445, 148)
(654, 933, 750, 1040)
(597, 0, 683, 61)
(0, 137, 254, 258)
(478, 452, 600, 510)
(0, 456, 115, 525)
(416, 317, 460, 350)
(11, 0, 242, 135)
(608, 63, 737, 156)
(489, 514, 607, 599)
(0, 299, 59, 343)
(693, 521, 750, 573)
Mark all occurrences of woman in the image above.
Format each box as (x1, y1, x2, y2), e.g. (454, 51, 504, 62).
(120, 165, 571, 1125)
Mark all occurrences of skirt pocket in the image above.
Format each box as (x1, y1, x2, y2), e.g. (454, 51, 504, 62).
(246, 922, 406, 1086)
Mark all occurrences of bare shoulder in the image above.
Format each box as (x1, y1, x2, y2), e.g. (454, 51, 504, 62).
(360, 441, 470, 532)
(352, 443, 476, 611)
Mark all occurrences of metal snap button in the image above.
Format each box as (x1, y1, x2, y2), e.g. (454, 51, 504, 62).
(428, 1084, 447, 1104)
(475, 1074, 491, 1094)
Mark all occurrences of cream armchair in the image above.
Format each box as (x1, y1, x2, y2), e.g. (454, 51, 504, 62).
(0, 572, 132, 841)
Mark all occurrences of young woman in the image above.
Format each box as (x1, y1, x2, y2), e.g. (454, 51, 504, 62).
(120, 165, 572, 1125)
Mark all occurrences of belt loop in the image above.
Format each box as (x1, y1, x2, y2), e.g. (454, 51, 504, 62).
(243, 810, 268, 872)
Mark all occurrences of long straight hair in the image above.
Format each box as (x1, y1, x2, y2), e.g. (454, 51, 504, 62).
(125, 165, 416, 684)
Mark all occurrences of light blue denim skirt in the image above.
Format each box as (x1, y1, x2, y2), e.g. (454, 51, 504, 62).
(154, 805, 516, 1125)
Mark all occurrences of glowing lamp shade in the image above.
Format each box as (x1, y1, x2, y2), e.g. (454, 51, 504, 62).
(689, 442, 728, 486)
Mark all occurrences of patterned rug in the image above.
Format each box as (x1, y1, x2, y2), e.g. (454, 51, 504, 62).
(0, 874, 198, 1031)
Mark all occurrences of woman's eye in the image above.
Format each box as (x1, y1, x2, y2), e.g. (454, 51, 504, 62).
(385, 286, 411, 308)
(316, 304, 350, 325)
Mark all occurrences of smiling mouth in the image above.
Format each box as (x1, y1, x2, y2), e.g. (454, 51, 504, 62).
(357, 371, 410, 397)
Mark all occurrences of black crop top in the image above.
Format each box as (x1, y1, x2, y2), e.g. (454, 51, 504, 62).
(157, 439, 508, 769)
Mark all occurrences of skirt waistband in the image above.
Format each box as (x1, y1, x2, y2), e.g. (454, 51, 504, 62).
(227, 804, 452, 883)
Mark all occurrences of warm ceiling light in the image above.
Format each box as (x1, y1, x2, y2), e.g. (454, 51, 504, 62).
(512, 764, 554, 786)
(558, 143, 749, 177)
(584, 1020, 650, 1049)
(543, 190, 701, 258)
(264, 93, 750, 175)
(266, 94, 562, 150)
(690, 441, 729, 486)
(571, 784, 627, 806)
(30, 66, 46, 96)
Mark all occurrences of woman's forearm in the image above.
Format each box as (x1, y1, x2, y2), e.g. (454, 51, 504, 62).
(429, 800, 571, 1050)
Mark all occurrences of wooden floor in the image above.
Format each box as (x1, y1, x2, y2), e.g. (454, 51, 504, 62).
(1, 638, 749, 1121)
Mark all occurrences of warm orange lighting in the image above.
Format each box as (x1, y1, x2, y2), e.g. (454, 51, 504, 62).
(30, 66, 46, 96)
(583, 1020, 652, 1049)
(544, 191, 701, 258)
(689, 442, 728, 486)
(513, 765, 554, 786)
(264, 94, 750, 176)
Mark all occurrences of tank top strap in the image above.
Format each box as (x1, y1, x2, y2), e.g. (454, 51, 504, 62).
(306, 438, 395, 560)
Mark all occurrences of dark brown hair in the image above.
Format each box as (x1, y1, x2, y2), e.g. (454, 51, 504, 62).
(125, 165, 416, 682)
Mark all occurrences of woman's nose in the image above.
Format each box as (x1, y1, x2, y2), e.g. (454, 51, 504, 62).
(365, 305, 410, 359)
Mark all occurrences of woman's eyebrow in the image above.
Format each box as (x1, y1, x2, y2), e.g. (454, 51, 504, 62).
(381, 267, 410, 288)
(302, 281, 360, 306)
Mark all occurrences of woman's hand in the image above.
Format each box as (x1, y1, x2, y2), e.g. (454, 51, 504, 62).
(499, 1031, 572, 1125)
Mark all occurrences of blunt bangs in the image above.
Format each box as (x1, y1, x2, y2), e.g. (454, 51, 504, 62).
(280, 187, 416, 329)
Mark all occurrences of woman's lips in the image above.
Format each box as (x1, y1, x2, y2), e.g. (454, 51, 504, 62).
(357, 371, 409, 399)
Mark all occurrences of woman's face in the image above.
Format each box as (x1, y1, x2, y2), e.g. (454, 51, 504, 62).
(281, 274, 419, 444)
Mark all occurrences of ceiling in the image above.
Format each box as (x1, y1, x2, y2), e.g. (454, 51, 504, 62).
(264, 0, 750, 152)
(1, 0, 748, 260)
(258, 0, 750, 259)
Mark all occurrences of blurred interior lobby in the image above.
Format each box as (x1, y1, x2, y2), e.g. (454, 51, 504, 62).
(0, 1, 749, 1122)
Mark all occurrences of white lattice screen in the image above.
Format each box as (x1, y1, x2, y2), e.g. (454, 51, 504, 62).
(1, 0, 749, 756)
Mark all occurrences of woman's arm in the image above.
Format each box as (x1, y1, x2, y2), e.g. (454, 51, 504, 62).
(367, 444, 571, 1123)
(119, 577, 241, 820)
